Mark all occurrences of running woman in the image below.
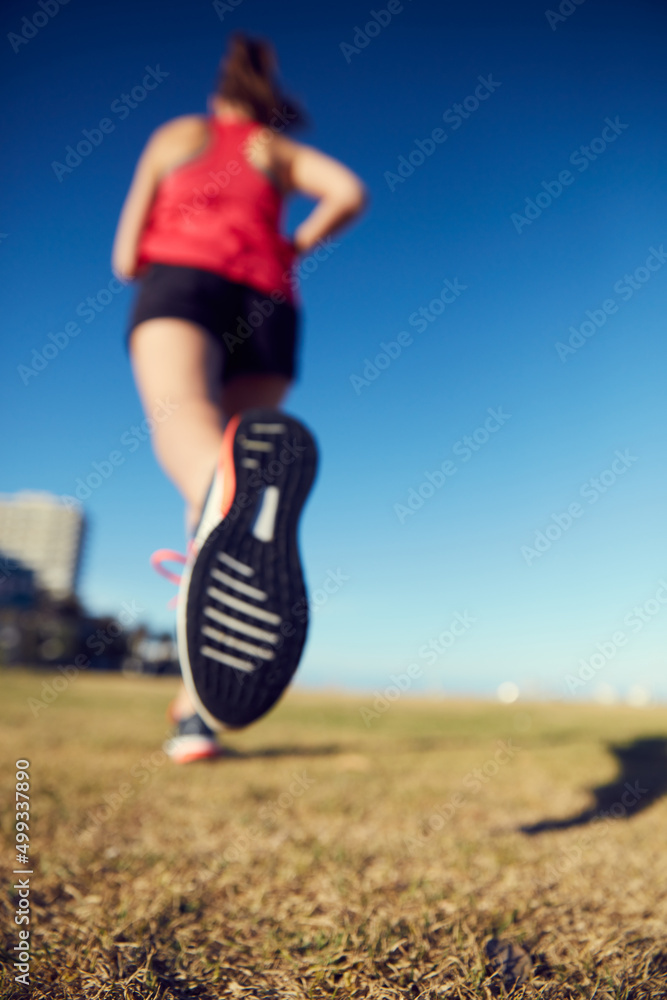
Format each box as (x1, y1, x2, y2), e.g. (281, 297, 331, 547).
(112, 33, 366, 762)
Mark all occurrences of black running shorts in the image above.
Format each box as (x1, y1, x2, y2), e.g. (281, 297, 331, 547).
(127, 262, 299, 385)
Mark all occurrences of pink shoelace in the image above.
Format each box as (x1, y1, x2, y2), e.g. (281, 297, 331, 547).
(150, 542, 195, 608)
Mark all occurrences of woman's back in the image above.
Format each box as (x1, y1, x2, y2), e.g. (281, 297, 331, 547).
(137, 114, 296, 300)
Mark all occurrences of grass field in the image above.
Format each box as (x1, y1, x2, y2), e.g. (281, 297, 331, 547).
(1, 669, 667, 999)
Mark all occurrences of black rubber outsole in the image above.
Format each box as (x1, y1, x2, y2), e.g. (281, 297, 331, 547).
(184, 409, 318, 728)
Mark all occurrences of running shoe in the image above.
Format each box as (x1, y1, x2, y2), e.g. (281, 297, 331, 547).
(163, 708, 222, 764)
(176, 408, 318, 730)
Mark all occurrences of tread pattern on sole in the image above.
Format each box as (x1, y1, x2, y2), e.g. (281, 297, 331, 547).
(182, 409, 317, 728)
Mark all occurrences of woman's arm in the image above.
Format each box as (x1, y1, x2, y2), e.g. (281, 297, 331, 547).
(111, 117, 207, 280)
(111, 136, 163, 281)
(274, 138, 368, 254)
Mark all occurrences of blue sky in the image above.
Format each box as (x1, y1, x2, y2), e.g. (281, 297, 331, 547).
(3, 0, 667, 700)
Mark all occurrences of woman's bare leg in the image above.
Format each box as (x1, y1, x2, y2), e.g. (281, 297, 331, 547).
(129, 318, 226, 532)
(130, 318, 292, 718)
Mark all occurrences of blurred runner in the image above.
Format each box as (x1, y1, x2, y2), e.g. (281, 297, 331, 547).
(112, 32, 366, 761)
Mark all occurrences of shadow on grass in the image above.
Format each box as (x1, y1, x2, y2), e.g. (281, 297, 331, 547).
(520, 736, 667, 834)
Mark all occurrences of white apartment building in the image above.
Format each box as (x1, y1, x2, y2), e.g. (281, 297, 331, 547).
(0, 492, 85, 599)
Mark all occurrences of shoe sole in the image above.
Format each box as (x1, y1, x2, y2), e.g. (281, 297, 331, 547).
(177, 408, 318, 729)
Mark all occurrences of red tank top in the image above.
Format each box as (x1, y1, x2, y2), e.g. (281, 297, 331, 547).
(137, 117, 297, 303)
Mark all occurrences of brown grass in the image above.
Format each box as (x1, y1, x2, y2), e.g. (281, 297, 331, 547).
(1, 668, 667, 998)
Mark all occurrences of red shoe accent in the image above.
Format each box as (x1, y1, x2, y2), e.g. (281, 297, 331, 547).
(169, 742, 222, 764)
(151, 418, 240, 611)
(220, 413, 241, 519)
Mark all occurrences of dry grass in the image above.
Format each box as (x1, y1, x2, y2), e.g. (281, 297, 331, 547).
(1, 668, 667, 998)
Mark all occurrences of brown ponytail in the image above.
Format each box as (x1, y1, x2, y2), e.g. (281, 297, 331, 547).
(216, 33, 308, 130)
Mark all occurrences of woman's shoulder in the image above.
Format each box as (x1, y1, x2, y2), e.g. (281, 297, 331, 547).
(144, 115, 211, 174)
(150, 114, 210, 145)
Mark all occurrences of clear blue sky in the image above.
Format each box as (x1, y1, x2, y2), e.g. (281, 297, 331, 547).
(3, 0, 667, 700)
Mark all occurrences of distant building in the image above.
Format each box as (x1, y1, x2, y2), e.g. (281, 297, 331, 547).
(0, 556, 37, 607)
(0, 492, 85, 599)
